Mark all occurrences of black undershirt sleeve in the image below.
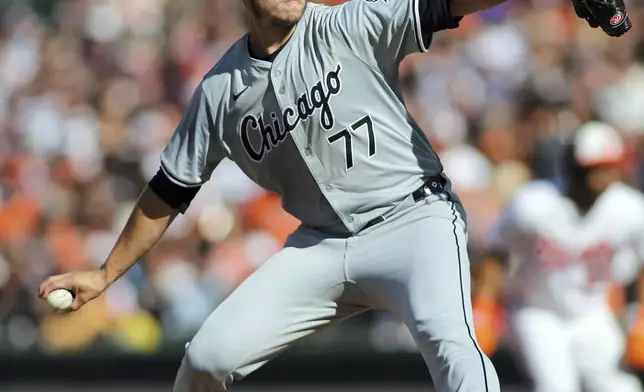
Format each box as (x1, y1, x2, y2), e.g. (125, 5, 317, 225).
(148, 168, 202, 214)
(417, 0, 463, 47)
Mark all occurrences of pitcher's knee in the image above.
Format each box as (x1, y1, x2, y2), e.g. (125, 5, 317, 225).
(440, 345, 499, 392)
(415, 325, 500, 391)
(173, 343, 236, 392)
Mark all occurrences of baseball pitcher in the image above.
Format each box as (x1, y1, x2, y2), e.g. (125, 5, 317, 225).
(37, 0, 632, 391)
(477, 122, 644, 392)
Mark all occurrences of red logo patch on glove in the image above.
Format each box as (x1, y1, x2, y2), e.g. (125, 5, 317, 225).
(610, 11, 625, 27)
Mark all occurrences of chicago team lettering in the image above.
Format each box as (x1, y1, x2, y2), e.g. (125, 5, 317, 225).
(241, 64, 342, 161)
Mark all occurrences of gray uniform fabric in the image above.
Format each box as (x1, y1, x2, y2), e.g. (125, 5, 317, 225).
(160, 0, 464, 234)
(163, 0, 500, 391)
(173, 195, 499, 392)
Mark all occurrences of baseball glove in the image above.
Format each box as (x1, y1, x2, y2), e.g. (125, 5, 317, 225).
(572, 0, 632, 37)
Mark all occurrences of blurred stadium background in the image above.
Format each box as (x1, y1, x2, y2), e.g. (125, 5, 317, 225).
(1, 0, 644, 390)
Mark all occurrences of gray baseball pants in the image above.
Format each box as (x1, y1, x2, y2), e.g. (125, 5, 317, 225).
(172, 192, 500, 392)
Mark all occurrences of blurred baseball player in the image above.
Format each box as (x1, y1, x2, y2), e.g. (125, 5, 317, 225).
(476, 122, 644, 392)
(36, 0, 631, 391)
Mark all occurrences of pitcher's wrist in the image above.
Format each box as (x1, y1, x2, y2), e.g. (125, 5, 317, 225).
(98, 262, 115, 287)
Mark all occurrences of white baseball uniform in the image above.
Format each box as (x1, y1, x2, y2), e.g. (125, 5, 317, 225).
(490, 179, 644, 392)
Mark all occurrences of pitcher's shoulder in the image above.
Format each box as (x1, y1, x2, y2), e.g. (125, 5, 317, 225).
(300, 2, 349, 33)
(199, 37, 250, 101)
(303, 2, 335, 19)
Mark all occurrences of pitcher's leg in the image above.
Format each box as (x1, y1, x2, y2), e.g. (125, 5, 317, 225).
(173, 231, 367, 392)
(349, 197, 500, 392)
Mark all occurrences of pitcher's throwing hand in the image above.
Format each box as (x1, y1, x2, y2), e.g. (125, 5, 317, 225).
(38, 269, 108, 312)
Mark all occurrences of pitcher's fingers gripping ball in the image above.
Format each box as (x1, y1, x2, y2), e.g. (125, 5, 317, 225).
(38, 269, 108, 312)
(46, 289, 75, 311)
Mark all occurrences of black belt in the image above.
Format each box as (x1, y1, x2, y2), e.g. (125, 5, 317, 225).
(360, 176, 447, 232)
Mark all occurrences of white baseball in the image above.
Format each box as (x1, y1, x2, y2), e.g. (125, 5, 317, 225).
(46, 289, 74, 310)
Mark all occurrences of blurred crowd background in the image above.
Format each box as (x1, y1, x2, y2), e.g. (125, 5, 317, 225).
(1, 0, 644, 371)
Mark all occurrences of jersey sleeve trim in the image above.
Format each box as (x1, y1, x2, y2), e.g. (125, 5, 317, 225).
(412, 0, 429, 53)
(160, 161, 206, 188)
(148, 167, 201, 213)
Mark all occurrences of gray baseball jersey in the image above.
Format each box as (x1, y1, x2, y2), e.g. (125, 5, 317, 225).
(164, 1, 501, 391)
(160, 0, 461, 234)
